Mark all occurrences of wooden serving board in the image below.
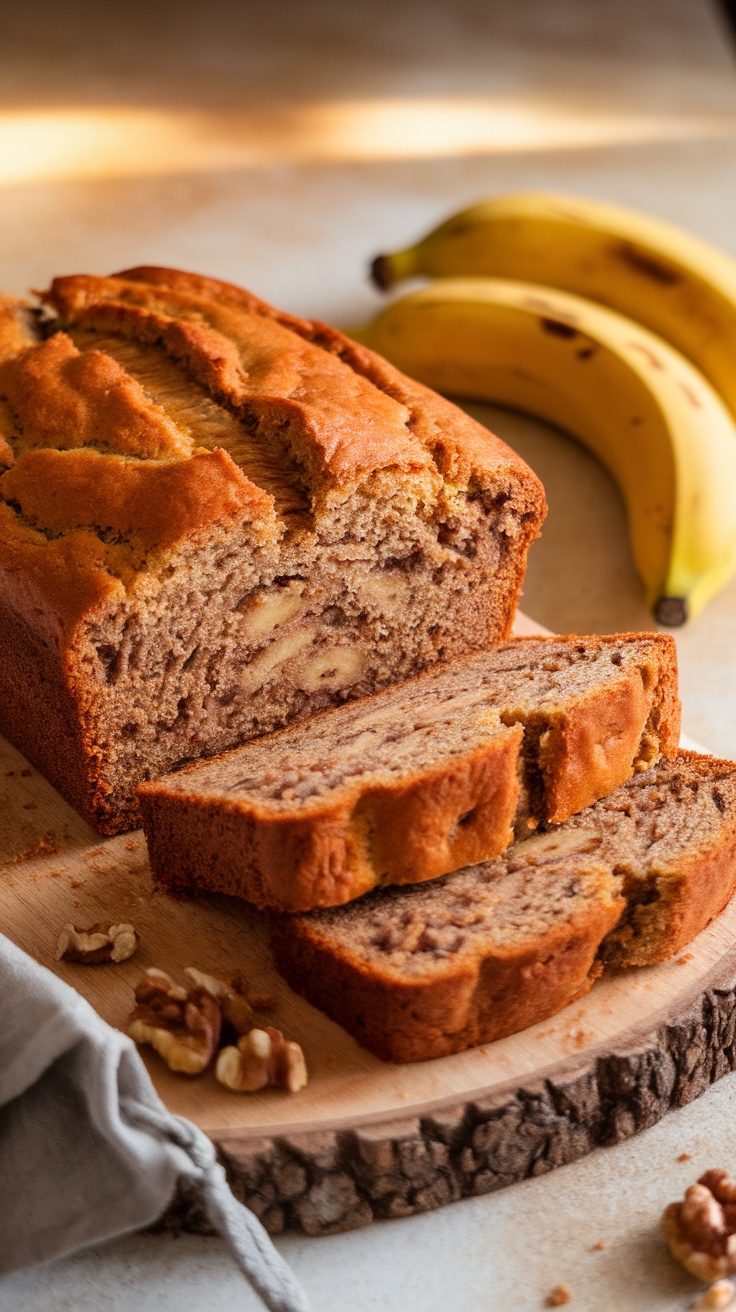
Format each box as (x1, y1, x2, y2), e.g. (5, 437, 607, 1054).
(3, 613, 736, 1238)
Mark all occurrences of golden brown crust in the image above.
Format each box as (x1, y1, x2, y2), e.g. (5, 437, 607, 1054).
(23, 268, 545, 595)
(271, 872, 624, 1062)
(601, 751, 736, 968)
(0, 297, 37, 362)
(0, 331, 192, 459)
(497, 631, 679, 823)
(354, 731, 523, 887)
(0, 501, 124, 636)
(272, 752, 736, 1063)
(139, 633, 677, 911)
(647, 633, 682, 758)
(0, 273, 546, 832)
(536, 634, 681, 819)
(140, 726, 523, 912)
(115, 264, 310, 329)
(0, 581, 116, 828)
(609, 838, 736, 967)
(116, 265, 547, 500)
(538, 669, 651, 823)
(0, 299, 39, 470)
(44, 274, 438, 490)
(2, 447, 271, 557)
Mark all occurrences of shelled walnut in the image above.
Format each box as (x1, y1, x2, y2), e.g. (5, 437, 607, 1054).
(215, 1027, 308, 1093)
(56, 921, 139, 964)
(125, 966, 307, 1093)
(183, 967, 255, 1036)
(663, 1171, 736, 1281)
(125, 968, 221, 1075)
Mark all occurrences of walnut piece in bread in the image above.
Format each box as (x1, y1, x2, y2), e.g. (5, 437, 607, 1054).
(0, 271, 545, 834)
(140, 632, 679, 912)
(272, 753, 736, 1061)
(55, 921, 138, 964)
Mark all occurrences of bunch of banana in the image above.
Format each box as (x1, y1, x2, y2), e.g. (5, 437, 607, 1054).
(361, 193, 736, 625)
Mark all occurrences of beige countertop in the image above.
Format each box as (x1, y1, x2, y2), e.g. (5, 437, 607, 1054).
(3, 0, 736, 1307)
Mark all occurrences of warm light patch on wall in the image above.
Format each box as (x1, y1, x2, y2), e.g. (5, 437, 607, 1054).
(2, 102, 736, 185)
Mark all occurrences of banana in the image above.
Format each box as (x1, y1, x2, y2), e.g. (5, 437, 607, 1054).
(371, 192, 736, 425)
(350, 278, 736, 625)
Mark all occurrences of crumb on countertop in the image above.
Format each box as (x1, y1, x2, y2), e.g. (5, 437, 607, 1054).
(546, 1285, 572, 1307)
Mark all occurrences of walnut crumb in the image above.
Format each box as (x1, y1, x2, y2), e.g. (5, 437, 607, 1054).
(10, 835, 61, 864)
(126, 968, 221, 1074)
(663, 1171, 736, 1281)
(679, 1153, 693, 1163)
(693, 1279, 736, 1309)
(56, 921, 139, 964)
(546, 1285, 571, 1307)
(216, 1026, 307, 1093)
(250, 994, 275, 1011)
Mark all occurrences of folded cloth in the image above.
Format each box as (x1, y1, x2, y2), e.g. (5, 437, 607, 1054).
(0, 934, 309, 1312)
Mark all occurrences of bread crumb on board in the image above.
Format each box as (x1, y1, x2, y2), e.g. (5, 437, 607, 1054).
(545, 1285, 572, 1307)
(8, 835, 61, 863)
(678, 1152, 693, 1162)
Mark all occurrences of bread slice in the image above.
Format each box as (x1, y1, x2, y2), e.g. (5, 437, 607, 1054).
(270, 752, 736, 1061)
(139, 632, 679, 911)
(0, 270, 545, 834)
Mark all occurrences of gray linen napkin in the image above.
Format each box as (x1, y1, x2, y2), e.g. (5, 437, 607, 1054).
(0, 933, 309, 1311)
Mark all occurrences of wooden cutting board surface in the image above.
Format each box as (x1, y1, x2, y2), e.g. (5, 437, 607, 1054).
(3, 612, 736, 1236)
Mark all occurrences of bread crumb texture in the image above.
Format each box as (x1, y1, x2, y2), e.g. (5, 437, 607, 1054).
(139, 631, 679, 910)
(0, 269, 545, 831)
(272, 752, 736, 1060)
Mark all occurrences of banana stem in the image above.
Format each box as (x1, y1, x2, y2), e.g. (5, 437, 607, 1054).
(370, 250, 417, 290)
(370, 255, 394, 290)
(654, 596, 688, 627)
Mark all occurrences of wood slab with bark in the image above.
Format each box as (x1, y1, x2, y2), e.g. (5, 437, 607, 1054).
(3, 614, 734, 1237)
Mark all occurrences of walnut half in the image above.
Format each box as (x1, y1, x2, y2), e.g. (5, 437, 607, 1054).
(183, 967, 255, 1036)
(215, 1026, 307, 1093)
(125, 968, 222, 1075)
(56, 921, 139, 964)
(663, 1171, 736, 1282)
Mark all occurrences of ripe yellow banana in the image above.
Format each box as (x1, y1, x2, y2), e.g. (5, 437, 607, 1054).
(350, 279, 736, 625)
(371, 192, 736, 425)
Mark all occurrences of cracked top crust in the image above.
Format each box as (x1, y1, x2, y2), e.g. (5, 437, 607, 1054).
(0, 267, 545, 641)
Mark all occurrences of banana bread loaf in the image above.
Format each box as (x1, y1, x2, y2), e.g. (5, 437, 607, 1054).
(271, 752, 736, 1060)
(0, 269, 544, 833)
(139, 632, 678, 911)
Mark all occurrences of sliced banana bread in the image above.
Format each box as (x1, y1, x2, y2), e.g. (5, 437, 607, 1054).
(270, 752, 736, 1061)
(139, 632, 678, 911)
(0, 270, 545, 834)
